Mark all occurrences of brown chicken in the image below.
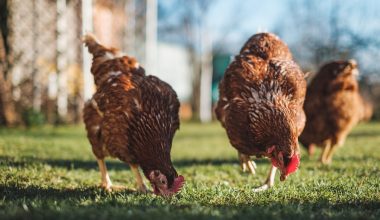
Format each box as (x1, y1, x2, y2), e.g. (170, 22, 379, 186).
(82, 34, 184, 196)
(215, 33, 306, 191)
(300, 60, 361, 164)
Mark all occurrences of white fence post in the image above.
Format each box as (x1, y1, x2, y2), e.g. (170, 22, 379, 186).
(56, 0, 68, 119)
(82, 0, 94, 101)
(199, 15, 213, 123)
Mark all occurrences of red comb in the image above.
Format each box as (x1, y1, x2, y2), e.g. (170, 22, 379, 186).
(170, 175, 185, 193)
(286, 154, 300, 175)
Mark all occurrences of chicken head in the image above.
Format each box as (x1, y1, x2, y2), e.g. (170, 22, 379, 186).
(148, 170, 185, 197)
(267, 146, 300, 181)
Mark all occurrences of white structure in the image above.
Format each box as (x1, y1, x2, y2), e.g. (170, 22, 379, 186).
(199, 20, 213, 123)
(82, 0, 94, 101)
(80, 0, 191, 103)
(156, 42, 192, 102)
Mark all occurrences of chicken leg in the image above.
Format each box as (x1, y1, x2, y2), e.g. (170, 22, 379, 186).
(320, 141, 331, 165)
(97, 159, 112, 191)
(130, 164, 148, 193)
(324, 146, 337, 165)
(325, 138, 345, 164)
(307, 143, 316, 158)
(325, 133, 348, 164)
(238, 152, 257, 175)
(253, 165, 277, 192)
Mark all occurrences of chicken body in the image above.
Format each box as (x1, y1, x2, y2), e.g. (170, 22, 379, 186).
(215, 33, 306, 191)
(300, 60, 361, 164)
(83, 35, 184, 196)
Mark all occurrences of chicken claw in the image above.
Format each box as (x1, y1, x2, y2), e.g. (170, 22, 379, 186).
(110, 185, 128, 192)
(136, 183, 149, 193)
(97, 159, 113, 192)
(239, 153, 257, 175)
(253, 165, 277, 192)
(130, 164, 150, 193)
(252, 183, 271, 192)
(100, 182, 113, 192)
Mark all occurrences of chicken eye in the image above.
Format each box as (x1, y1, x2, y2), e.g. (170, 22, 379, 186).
(161, 180, 166, 185)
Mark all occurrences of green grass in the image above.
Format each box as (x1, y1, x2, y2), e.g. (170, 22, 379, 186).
(0, 122, 379, 220)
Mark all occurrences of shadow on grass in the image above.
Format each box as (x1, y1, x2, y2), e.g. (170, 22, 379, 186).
(302, 155, 380, 164)
(0, 184, 379, 220)
(175, 158, 268, 167)
(175, 131, 224, 140)
(0, 156, 125, 170)
(0, 156, 269, 171)
(0, 128, 85, 140)
(0, 184, 136, 200)
(349, 130, 380, 138)
(3, 154, 377, 177)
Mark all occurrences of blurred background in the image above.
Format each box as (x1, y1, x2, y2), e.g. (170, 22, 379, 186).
(1, 0, 380, 127)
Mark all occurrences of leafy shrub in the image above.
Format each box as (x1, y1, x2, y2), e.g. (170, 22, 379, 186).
(22, 108, 45, 127)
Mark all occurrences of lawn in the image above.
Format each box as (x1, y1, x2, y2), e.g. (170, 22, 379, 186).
(0, 122, 379, 220)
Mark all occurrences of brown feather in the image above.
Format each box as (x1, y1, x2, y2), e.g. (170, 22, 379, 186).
(215, 33, 306, 176)
(300, 60, 361, 150)
(83, 34, 180, 188)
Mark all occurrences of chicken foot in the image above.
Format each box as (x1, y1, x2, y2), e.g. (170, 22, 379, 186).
(307, 143, 316, 158)
(325, 133, 347, 164)
(324, 146, 337, 164)
(253, 165, 277, 192)
(97, 159, 113, 192)
(130, 164, 148, 193)
(238, 152, 257, 175)
(325, 138, 344, 164)
(320, 141, 331, 165)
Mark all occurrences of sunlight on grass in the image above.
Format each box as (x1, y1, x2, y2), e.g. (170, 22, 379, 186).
(0, 122, 379, 219)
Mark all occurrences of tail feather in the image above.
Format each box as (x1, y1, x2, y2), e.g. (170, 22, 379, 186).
(82, 33, 116, 57)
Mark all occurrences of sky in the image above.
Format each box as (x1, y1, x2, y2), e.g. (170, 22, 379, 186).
(158, 0, 287, 53)
(202, 0, 380, 75)
(207, 0, 380, 38)
(208, 0, 285, 48)
(206, 0, 288, 54)
(157, 0, 380, 77)
(207, 0, 380, 54)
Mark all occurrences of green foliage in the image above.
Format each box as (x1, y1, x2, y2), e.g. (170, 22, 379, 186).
(21, 108, 45, 127)
(0, 122, 379, 219)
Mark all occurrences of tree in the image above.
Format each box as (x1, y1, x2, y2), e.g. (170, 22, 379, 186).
(0, 0, 19, 126)
(276, 0, 380, 120)
(276, 0, 380, 74)
(158, 0, 214, 121)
